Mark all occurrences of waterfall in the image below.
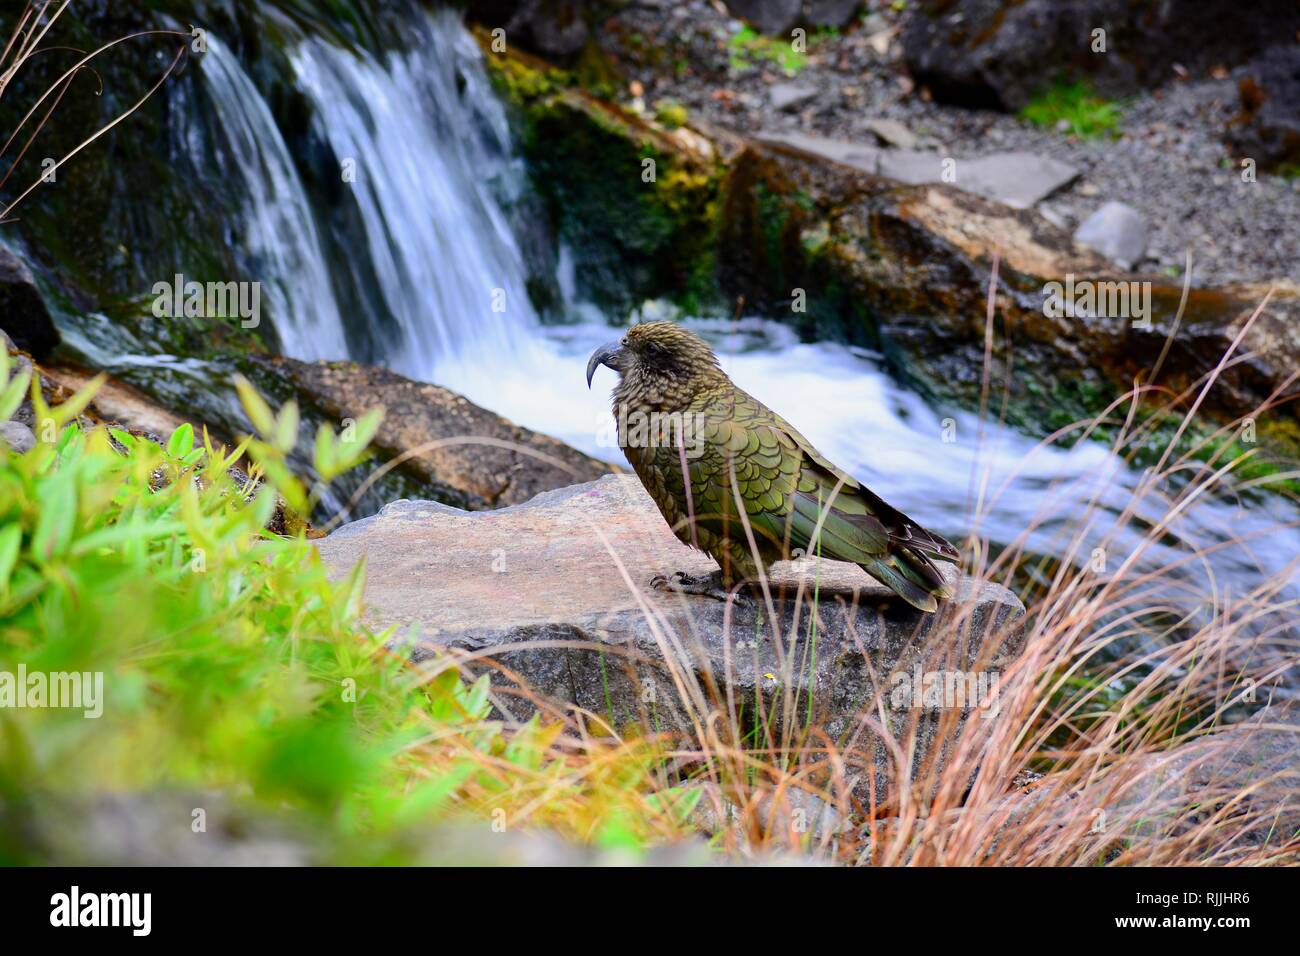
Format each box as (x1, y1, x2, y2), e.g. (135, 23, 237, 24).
(198, 36, 348, 361)
(288, 9, 538, 378)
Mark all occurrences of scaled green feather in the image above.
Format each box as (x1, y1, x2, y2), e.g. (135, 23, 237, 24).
(597, 323, 959, 612)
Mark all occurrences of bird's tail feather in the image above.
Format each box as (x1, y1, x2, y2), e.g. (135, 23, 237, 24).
(861, 548, 952, 614)
(789, 492, 953, 612)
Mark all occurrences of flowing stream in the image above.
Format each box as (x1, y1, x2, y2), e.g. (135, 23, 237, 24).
(68, 8, 1300, 619)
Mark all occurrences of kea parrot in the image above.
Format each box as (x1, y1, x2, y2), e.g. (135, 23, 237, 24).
(586, 321, 959, 612)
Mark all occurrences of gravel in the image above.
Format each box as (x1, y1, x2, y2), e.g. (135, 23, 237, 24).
(599, 0, 1299, 287)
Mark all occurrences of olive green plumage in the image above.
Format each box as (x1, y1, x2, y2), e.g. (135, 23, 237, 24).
(586, 322, 959, 612)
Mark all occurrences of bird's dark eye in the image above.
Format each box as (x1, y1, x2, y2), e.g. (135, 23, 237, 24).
(620, 336, 629, 347)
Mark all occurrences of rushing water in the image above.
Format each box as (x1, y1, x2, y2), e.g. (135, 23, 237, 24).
(198, 37, 348, 361)
(289, 12, 534, 374)
(74, 9, 1298, 615)
(476, 314, 1300, 608)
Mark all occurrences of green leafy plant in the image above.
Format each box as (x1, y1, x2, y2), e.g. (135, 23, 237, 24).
(727, 26, 806, 75)
(654, 99, 688, 130)
(0, 358, 692, 863)
(1020, 79, 1122, 139)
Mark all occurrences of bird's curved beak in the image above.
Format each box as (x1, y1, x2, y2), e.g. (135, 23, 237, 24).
(586, 341, 624, 388)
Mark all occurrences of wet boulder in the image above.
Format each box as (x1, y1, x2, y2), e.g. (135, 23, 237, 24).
(1227, 45, 1300, 174)
(0, 246, 60, 359)
(461, 0, 593, 58)
(725, 0, 803, 35)
(260, 355, 611, 510)
(901, 0, 1300, 111)
(725, 1, 865, 34)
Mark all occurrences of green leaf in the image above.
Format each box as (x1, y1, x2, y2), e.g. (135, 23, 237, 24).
(234, 375, 276, 438)
(647, 785, 705, 827)
(0, 524, 22, 590)
(274, 401, 300, 454)
(0, 364, 31, 422)
(336, 555, 367, 621)
(461, 674, 492, 722)
(313, 424, 336, 479)
(108, 428, 136, 450)
(335, 408, 383, 469)
(166, 422, 195, 459)
(48, 373, 105, 427)
(32, 471, 77, 561)
(392, 761, 475, 826)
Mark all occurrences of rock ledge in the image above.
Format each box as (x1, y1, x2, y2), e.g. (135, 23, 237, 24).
(321, 476, 1027, 790)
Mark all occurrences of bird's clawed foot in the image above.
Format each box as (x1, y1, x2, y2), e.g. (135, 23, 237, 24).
(650, 570, 750, 604)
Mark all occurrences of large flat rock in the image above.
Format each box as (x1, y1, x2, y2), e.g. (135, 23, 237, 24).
(319, 475, 1027, 794)
(759, 133, 1078, 208)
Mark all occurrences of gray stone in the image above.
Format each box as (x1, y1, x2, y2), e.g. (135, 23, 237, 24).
(17, 792, 316, 866)
(758, 131, 880, 173)
(9, 790, 733, 865)
(769, 81, 818, 112)
(318, 475, 1026, 797)
(725, 0, 802, 35)
(1118, 706, 1300, 850)
(1074, 200, 1149, 270)
(958, 152, 1080, 209)
(692, 782, 847, 843)
(766, 138, 1078, 209)
(877, 148, 947, 184)
(803, 0, 861, 28)
(866, 118, 920, 150)
(0, 420, 35, 454)
(860, 12, 888, 36)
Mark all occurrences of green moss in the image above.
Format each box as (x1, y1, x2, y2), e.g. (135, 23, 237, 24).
(481, 46, 571, 102)
(572, 41, 622, 100)
(482, 38, 726, 317)
(727, 26, 807, 74)
(1011, 369, 1300, 497)
(1020, 79, 1122, 139)
(654, 100, 689, 130)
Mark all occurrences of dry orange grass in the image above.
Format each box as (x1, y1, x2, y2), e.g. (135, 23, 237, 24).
(399, 271, 1298, 866)
(0, 0, 187, 220)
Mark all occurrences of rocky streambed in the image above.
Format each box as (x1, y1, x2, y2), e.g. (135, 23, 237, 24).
(486, 0, 1300, 286)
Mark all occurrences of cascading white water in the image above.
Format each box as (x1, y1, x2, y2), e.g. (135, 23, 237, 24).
(289, 10, 536, 376)
(198, 36, 348, 361)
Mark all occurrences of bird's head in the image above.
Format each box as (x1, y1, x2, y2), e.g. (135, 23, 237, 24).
(585, 322, 722, 395)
